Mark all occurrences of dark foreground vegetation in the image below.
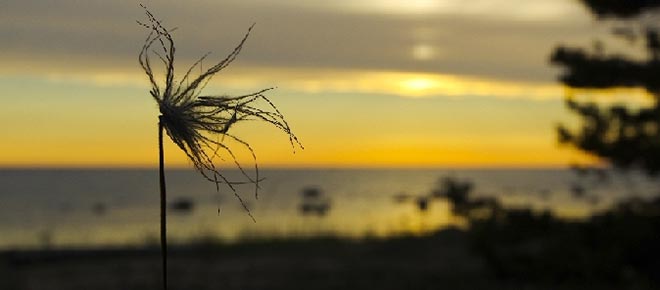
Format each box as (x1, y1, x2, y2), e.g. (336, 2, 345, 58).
(439, 176, 660, 290)
(1, 231, 487, 290)
(3, 181, 660, 290)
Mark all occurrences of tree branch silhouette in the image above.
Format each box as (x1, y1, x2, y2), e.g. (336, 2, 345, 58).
(551, 3, 660, 175)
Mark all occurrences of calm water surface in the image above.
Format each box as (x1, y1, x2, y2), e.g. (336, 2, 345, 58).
(0, 168, 656, 249)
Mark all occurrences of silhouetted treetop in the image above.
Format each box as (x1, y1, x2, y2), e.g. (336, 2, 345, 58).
(551, 30, 660, 94)
(552, 2, 660, 175)
(580, 0, 660, 18)
(557, 101, 660, 174)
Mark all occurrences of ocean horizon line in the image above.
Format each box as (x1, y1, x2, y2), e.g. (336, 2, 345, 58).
(0, 164, 589, 171)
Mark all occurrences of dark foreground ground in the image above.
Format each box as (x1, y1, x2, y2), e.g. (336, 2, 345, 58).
(0, 227, 640, 290)
(1, 230, 491, 290)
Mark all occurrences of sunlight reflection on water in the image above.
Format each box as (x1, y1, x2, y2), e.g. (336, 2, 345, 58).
(0, 168, 655, 249)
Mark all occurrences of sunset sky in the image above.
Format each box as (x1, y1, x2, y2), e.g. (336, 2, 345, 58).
(0, 0, 639, 168)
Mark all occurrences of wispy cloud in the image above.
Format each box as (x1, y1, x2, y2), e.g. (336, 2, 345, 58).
(0, 1, 614, 167)
(0, 0, 602, 87)
(4, 66, 559, 100)
(214, 67, 564, 100)
(226, 0, 586, 20)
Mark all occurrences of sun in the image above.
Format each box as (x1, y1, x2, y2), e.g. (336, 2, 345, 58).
(401, 77, 436, 93)
(407, 0, 442, 11)
(362, 0, 444, 15)
(412, 44, 436, 60)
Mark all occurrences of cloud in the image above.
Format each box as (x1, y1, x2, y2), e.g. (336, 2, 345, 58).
(12, 65, 561, 101)
(251, 68, 563, 100)
(225, 0, 586, 20)
(0, 0, 605, 92)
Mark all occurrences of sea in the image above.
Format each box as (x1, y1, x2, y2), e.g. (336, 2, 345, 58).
(0, 168, 657, 250)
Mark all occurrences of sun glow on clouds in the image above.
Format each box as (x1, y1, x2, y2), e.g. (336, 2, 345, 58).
(332, 0, 582, 20)
(250, 68, 561, 100)
(361, 0, 444, 15)
(22, 66, 655, 106)
(36, 67, 655, 106)
(0, 69, 606, 169)
(402, 78, 436, 92)
(35, 67, 562, 100)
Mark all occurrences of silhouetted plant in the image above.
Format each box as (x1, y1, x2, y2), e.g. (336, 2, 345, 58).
(298, 187, 331, 217)
(138, 5, 301, 290)
(430, 176, 498, 220)
(432, 176, 660, 286)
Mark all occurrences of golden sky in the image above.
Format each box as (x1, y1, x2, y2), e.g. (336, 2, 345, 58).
(0, 0, 627, 168)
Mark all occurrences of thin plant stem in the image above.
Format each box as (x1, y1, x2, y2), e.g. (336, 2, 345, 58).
(158, 115, 168, 290)
(139, 6, 301, 288)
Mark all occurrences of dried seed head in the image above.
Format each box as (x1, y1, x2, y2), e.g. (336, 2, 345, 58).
(139, 5, 302, 219)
